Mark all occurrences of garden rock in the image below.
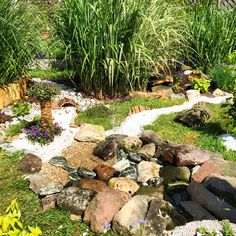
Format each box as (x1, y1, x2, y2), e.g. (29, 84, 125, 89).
(128, 152, 142, 163)
(204, 174, 236, 196)
(105, 134, 128, 147)
(112, 159, 130, 171)
(187, 181, 236, 223)
(119, 136, 142, 152)
(94, 164, 117, 181)
(191, 161, 221, 183)
(175, 108, 210, 128)
(152, 85, 174, 98)
(163, 145, 213, 166)
(138, 143, 156, 160)
(186, 89, 200, 100)
(180, 201, 216, 220)
(160, 166, 190, 185)
(49, 156, 67, 168)
(119, 166, 138, 180)
(83, 188, 131, 233)
(140, 130, 165, 147)
(41, 194, 58, 212)
(79, 178, 107, 192)
(29, 173, 64, 196)
(117, 149, 128, 160)
(112, 195, 151, 235)
(19, 153, 42, 174)
(147, 177, 163, 187)
(57, 187, 95, 215)
(74, 124, 105, 142)
(213, 88, 231, 97)
(93, 140, 118, 161)
(108, 177, 139, 195)
(135, 186, 164, 200)
(137, 161, 160, 183)
(77, 167, 96, 179)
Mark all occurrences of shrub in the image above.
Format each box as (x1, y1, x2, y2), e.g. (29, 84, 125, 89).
(84, 105, 113, 118)
(186, 0, 236, 71)
(28, 83, 60, 100)
(55, 0, 187, 97)
(25, 122, 62, 145)
(0, 199, 42, 235)
(12, 101, 32, 117)
(210, 66, 236, 92)
(0, 0, 41, 86)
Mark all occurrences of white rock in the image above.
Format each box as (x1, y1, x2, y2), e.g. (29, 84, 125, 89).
(186, 89, 201, 100)
(113, 159, 130, 172)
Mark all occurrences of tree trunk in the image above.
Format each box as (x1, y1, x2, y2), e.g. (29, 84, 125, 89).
(40, 99, 53, 128)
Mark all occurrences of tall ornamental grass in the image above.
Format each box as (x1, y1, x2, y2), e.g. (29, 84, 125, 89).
(56, 0, 186, 97)
(186, 0, 236, 71)
(0, 0, 41, 86)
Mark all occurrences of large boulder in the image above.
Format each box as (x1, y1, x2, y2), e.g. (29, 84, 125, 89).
(119, 136, 142, 152)
(137, 161, 160, 183)
(187, 181, 236, 223)
(19, 153, 42, 174)
(93, 140, 118, 161)
(180, 201, 216, 220)
(74, 124, 105, 142)
(83, 188, 131, 233)
(112, 195, 151, 235)
(108, 177, 139, 195)
(160, 166, 190, 185)
(138, 143, 156, 160)
(175, 107, 210, 128)
(163, 145, 217, 166)
(57, 187, 95, 215)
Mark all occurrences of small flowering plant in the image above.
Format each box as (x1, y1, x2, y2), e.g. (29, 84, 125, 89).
(25, 122, 62, 145)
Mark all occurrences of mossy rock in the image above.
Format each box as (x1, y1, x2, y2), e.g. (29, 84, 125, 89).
(160, 166, 190, 185)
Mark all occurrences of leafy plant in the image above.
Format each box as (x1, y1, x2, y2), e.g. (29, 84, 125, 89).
(186, 0, 236, 71)
(28, 83, 60, 101)
(210, 66, 236, 92)
(12, 101, 32, 117)
(226, 51, 236, 65)
(197, 227, 217, 236)
(25, 122, 62, 145)
(190, 77, 211, 93)
(0, 199, 42, 235)
(55, 0, 187, 97)
(0, 0, 41, 86)
(84, 105, 113, 118)
(221, 220, 234, 236)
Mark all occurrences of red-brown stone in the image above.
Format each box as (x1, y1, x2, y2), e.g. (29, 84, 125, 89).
(191, 161, 221, 183)
(41, 194, 58, 212)
(79, 178, 107, 192)
(58, 97, 80, 113)
(94, 164, 117, 181)
(83, 188, 131, 233)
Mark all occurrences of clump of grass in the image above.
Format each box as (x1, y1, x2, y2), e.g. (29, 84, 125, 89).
(5, 121, 28, 138)
(0, 0, 41, 86)
(55, 0, 187, 97)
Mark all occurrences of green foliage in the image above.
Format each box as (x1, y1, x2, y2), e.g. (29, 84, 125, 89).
(197, 227, 217, 236)
(190, 77, 211, 93)
(225, 93, 236, 136)
(226, 50, 236, 65)
(210, 66, 236, 92)
(55, 0, 187, 97)
(12, 101, 32, 117)
(28, 83, 60, 101)
(0, 199, 42, 235)
(0, 0, 41, 86)
(84, 105, 113, 118)
(25, 122, 62, 145)
(5, 121, 28, 138)
(221, 220, 234, 236)
(186, 0, 236, 71)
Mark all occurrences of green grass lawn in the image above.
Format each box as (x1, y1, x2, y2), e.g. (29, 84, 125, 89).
(144, 103, 236, 161)
(77, 98, 186, 130)
(0, 150, 116, 236)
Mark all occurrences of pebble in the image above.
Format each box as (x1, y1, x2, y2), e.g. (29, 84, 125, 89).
(112, 159, 130, 172)
(77, 167, 97, 179)
(128, 152, 142, 163)
(119, 166, 138, 180)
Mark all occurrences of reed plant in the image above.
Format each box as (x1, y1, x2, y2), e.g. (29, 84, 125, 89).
(0, 0, 41, 86)
(186, 0, 236, 72)
(56, 0, 186, 97)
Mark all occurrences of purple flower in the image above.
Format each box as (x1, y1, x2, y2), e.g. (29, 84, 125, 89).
(139, 219, 148, 225)
(103, 222, 111, 233)
(43, 130, 50, 137)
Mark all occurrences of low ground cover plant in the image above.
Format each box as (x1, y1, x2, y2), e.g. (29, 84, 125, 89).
(12, 101, 32, 117)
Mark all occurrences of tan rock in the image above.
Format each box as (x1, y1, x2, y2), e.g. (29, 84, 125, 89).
(138, 143, 156, 160)
(137, 161, 160, 183)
